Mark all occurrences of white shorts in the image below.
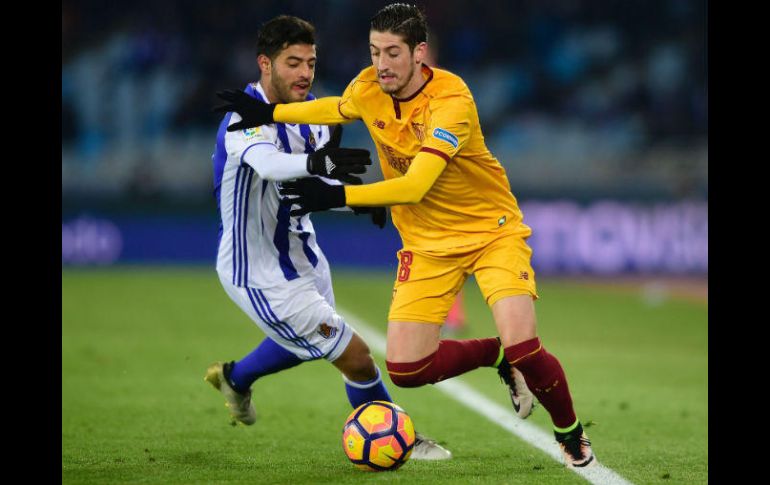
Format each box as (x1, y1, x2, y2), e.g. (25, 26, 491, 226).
(218, 255, 353, 362)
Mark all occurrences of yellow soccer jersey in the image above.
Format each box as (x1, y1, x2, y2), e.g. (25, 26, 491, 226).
(276, 65, 529, 252)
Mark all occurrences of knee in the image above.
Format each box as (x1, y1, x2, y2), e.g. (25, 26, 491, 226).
(341, 353, 377, 382)
(386, 353, 437, 388)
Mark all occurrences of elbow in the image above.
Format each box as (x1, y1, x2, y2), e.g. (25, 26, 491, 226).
(402, 192, 425, 205)
(251, 163, 287, 182)
(259, 172, 281, 182)
(400, 182, 430, 204)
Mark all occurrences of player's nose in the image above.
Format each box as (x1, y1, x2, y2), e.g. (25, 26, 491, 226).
(376, 57, 390, 72)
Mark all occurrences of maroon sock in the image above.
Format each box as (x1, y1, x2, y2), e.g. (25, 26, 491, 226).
(438, 337, 501, 371)
(387, 338, 500, 387)
(504, 337, 577, 429)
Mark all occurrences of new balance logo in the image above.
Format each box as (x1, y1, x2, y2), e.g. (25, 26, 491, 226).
(325, 156, 336, 174)
(519, 271, 529, 280)
(372, 119, 386, 129)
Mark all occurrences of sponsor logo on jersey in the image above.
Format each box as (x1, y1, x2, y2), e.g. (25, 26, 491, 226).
(372, 119, 386, 129)
(317, 323, 337, 339)
(378, 142, 413, 174)
(432, 128, 458, 148)
(518, 271, 529, 281)
(243, 127, 262, 140)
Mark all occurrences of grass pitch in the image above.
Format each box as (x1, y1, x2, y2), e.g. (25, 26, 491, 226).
(62, 267, 707, 484)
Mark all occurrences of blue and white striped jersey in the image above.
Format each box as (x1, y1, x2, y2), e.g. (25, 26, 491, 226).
(213, 82, 331, 288)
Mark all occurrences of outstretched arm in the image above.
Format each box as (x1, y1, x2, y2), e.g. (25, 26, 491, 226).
(278, 151, 447, 216)
(344, 151, 447, 206)
(273, 97, 354, 125)
(215, 91, 359, 131)
(232, 124, 370, 184)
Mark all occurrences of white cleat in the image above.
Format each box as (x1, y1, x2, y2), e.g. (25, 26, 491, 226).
(510, 367, 535, 418)
(204, 361, 257, 425)
(497, 358, 536, 419)
(411, 432, 452, 460)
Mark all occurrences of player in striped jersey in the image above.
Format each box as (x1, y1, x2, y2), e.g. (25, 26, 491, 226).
(205, 15, 450, 460)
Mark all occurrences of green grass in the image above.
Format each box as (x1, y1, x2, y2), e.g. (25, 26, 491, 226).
(62, 267, 707, 484)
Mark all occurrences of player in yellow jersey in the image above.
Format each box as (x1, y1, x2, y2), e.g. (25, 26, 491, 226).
(215, 3, 596, 468)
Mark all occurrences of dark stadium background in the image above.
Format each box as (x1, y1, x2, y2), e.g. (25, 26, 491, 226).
(61, 0, 706, 283)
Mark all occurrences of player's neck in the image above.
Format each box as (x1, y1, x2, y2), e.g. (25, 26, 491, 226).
(258, 80, 279, 104)
(392, 64, 429, 101)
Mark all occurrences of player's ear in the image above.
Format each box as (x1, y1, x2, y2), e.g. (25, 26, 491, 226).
(257, 54, 272, 75)
(414, 42, 427, 64)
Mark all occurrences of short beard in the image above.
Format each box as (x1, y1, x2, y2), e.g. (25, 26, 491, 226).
(271, 76, 307, 104)
(381, 67, 415, 97)
(388, 61, 415, 98)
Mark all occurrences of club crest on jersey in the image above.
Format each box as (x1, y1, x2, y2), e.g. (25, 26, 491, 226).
(432, 128, 458, 148)
(308, 132, 317, 149)
(411, 122, 426, 142)
(317, 323, 337, 339)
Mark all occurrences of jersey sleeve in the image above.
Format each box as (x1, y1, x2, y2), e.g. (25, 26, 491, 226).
(337, 76, 363, 120)
(343, 151, 447, 206)
(224, 114, 278, 157)
(273, 97, 352, 125)
(224, 117, 309, 181)
(271, 75, 363, 124)
(419, 94, 473, 162)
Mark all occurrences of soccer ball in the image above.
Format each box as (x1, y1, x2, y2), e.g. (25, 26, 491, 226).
(341, 400, 415, 471)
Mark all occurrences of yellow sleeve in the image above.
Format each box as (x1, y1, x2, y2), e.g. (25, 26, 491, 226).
(273, 76, 363, 125)
(273, 97, 349, 125)
(337, 76, 362, 120)
(344, 151, 447, 206)
(420, 94, 473, 159)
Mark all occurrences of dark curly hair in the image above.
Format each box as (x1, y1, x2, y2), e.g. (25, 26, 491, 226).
(257, 15, 315, 59)
(370, 3, 428, 51)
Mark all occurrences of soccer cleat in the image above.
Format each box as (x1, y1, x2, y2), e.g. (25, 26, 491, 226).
(497, 356, 536, 419)
(411, 432, 452, 460)
(555, 423, 597, 468)
(204, 361, 257, 425)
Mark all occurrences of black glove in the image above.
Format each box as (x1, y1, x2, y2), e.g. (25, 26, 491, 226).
(352, 207, 387, 229)
(213, 89, 276, 131)
(307, 125, 371, 184)
(279, 178, 346, 216)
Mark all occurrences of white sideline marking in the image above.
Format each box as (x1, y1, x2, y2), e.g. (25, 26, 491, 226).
(341, 308, 635, 485)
